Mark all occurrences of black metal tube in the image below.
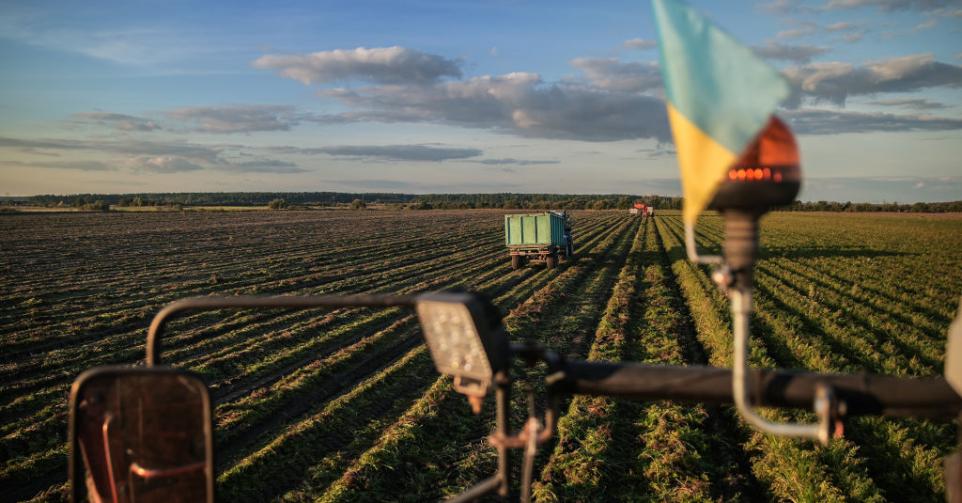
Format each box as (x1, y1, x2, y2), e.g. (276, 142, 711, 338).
(722, 210, 760, 288)
(495, 372, 511, 498)
(555, 361, 962, 419)
(444, 476, 503, 503)
(146, 295, 415, 366)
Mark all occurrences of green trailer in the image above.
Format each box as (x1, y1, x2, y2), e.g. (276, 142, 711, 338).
(504, 211, 573, 269)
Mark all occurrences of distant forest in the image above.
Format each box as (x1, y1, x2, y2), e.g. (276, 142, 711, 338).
(6, 192, 962, 212)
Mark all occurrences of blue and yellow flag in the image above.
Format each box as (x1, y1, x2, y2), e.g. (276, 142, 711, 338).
(652, 0, 793, 224)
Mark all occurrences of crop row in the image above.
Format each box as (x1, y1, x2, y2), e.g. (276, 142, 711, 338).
(5, 209, 958, 501)
(2, 211, 626, 501)
(312, 216, 641, 502)
(657, 214, 951, 501)
(211, 215, 637, 501)
(536, 217, 761, 501)
(1, 212, 476, 334)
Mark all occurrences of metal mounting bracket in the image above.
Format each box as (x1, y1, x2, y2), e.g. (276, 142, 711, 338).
(685, 221, 723, 265)
(730, 288, 839, 445)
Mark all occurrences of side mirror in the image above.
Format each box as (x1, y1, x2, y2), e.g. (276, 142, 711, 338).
(68, 367, 214, 503)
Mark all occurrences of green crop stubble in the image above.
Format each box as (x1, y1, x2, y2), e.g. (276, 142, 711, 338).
(4, 212, 617, 500)
(708, 214, 957, 500)
(667, 211, 962, 501)
(4, 210, 957, 501)
(0, 222, 495, 409)
(534, 221, 648, 502)
(623, 219, 737, 502)
(656, 216, 884, 502)
(213, 213, 626, 501)
(317, 216, 639, 502)
(1, 213, 562, 449)
(1, 231, 503, 487)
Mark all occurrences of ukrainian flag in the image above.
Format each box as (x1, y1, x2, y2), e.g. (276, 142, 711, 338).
(652, 0, 793, 225)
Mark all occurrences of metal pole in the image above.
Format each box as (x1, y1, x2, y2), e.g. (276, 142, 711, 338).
(443, 476, 502, 503)
(146, 295, 415, 366)
(731, 288, 823, 441)
(495, 371, 511, 498)
(553, 361, 961, 419)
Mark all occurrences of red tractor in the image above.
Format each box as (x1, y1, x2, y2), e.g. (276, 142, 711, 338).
(630, 201, 649, 217)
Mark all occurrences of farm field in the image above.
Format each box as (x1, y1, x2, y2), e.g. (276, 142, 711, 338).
(1, 209, 961, 502)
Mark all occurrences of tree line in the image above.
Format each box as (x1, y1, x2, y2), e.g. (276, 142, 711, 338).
(782, 200, 962, 213)
(6, 192, 961, 212)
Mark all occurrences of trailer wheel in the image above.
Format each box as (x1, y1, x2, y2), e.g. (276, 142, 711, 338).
(511, 255, 522, 270)
(545, 254, 557, 269)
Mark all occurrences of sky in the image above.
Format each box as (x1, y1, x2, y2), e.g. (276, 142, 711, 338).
(0, 0, 960, 202)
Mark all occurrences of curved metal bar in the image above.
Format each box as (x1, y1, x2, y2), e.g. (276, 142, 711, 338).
(731, 288, 828, 443)
(146, 294, 416, 366)
(443, 475, 503, 503)
(550, 359, 961, 419)
(130, 461, 206, 480)
(102, 414, 119, 503)
(685, 222, 723, 265)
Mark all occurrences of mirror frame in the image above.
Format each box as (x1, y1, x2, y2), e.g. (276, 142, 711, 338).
(68, 366, 215, 503)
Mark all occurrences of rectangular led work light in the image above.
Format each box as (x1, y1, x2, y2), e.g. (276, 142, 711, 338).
(415, 292, 508, 402)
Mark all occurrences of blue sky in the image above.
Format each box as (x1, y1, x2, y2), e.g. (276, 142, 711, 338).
(1, 0, 960, 202)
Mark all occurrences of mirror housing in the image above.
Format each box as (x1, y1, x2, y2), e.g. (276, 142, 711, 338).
(69, 366, 214, 503)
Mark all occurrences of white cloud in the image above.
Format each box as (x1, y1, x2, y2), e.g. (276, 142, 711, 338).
(777, 20, 866, 43)
(322, 72, 671, 142)
(307, 145, 483, 162)
(753, 42, 830, 63)
(72, 112, 161, 132)
(569, 58, 663, 92)
(248, 48, 669, 142)
(783, 53, 962, 106)
(777, 23, 819, 39)
(822, 22, 867, 43)
(229, 159, 307, 173)
(0, 8, 225, 70)
(842, 31, 865, 43)
(245, 47, 962, 140)
(870, 97, 947, 110)
(0, 136, 224, 163)
(167, 105, 305, 133)
(129, 155, 204, 173)
(759, 0, 799, 13)
(0, 136, 307, 175)
(825, 0, 953, 11)
(469, 158, 559, 166)
(784, 108, 962, 134)
(0, 160, 115, 171)
(622, 38, 657, 50)
(252, 46, 462, 85)
(825, 22, 855, 31)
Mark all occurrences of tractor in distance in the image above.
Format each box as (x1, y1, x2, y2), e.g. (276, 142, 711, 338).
(628, 201, 652, 217)
(503, 211, 573, 270)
